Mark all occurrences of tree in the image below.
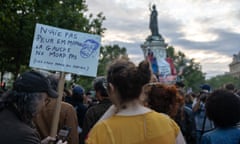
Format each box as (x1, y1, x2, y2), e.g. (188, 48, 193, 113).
(166, 46, 205, 92)
(97, 44, 128, 76)
(74, 44, 128, 91)
(0, 0, 106, 78)
(206, 74, 240, 90)
(0, 0, 36, 77)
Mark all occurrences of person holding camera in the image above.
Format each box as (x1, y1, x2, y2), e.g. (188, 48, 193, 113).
(192, 84, 215, 144)
(33, 74, 79, 144)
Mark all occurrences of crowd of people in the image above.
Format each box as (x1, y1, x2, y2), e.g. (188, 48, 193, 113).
(0, 58, 240, 144)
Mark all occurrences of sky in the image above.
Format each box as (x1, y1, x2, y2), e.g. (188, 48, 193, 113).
(86, 0, 240, 79)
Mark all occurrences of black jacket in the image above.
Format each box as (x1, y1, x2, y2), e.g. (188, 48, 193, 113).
(0, 109, 41, 144)
(80, 98, 112, 144)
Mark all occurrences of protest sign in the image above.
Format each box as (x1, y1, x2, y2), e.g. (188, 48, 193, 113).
(30, 23, 101, 77)
(29, 23, 101, 139)
(158, 58, 171, 77)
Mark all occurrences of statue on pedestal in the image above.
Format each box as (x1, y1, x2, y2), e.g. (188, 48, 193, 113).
(142, 4, 177, 83)
(149, 4, 159, 36)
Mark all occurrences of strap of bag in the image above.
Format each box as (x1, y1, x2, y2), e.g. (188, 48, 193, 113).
(199, 114, 207, 141)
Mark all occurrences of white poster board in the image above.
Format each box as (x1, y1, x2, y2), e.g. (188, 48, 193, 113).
(158, 58, 171, 77)
(29, 23, 101, 77)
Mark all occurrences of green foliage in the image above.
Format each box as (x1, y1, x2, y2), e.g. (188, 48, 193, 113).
(166, 46, 205, 92)
(0, 0, 106, 77)
(0, 0, 36, 76)
(97, 44, 128, 76)
(206, 74, 240, 90)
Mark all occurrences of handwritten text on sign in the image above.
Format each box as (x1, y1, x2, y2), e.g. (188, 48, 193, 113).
(29, 23, 101, 77)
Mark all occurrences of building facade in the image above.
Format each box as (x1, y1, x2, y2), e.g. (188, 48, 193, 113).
(229, 51, 240, 77)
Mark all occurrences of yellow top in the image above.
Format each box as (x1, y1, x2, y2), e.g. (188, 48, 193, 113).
(86, 111, 180, 144)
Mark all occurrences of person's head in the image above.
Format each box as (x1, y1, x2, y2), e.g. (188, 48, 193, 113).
(206, 89, 240, 127)
(0, 71, 57, 125)
(200, 84, 211, 93)
(106, 59, 151, 107)
(47, 74, 59, 92)
(199, 84, 211, 102)
(143, 83, 182, 118)
(224, 83, 235, 92)
(175, 81, 185, 89)
(199, 92, 209, 103)
(93, 76, 108, 100)
(152, 4, 156, 10)
(72, 85, 85, 103)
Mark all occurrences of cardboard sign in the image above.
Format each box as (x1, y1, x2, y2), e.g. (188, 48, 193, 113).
(158, 58, 171, 77)
(29, 23, 101, 77)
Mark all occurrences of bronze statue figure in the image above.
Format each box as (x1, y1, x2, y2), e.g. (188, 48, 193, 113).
(149, 4, 159, 36)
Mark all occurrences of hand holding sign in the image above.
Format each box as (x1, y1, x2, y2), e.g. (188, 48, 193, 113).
(29, 23, 101, 142)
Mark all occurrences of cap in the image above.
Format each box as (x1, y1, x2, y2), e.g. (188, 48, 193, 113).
(47, 74, 59, 91)
(13, 71, 58, 98)
(200, 84, 211, 93)
(72, 85, 85, 96)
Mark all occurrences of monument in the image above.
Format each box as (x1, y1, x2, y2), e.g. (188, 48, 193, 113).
(141, 4, 175, 83)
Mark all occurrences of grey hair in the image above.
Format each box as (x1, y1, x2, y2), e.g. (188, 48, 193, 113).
(0, 90, 44, 127)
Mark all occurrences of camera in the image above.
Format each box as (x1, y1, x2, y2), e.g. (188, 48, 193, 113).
(56, 126, 71, 142)
(199, 93, 209, 102)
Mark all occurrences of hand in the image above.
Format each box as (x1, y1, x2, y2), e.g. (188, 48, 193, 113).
(41, 136, 68, 144)
(56, 139, 68, 144)
(41, 136, 56, 144)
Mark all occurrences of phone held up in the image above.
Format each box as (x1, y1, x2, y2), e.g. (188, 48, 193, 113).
(56, 126, 71, 142)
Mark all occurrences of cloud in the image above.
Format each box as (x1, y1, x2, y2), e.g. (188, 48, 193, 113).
(86, 0, 240, 78)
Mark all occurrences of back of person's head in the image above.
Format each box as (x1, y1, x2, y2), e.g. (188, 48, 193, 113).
(72, 85, 85, 103)
(93, 76, 108, 97)
(200, 84, 211, 93)
(143, 83, 181, 118)
(175, 81, 185, 88)
(206, 89, 240, 127)
(47, 74, 59, 92)
(107, 59, 151, 104)
(0, 71, 57, 125)
(224, 83, 235, 92)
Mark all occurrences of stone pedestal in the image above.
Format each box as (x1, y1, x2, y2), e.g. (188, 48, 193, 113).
(141, 35, 171, 77)
(141, 35, 167, 59)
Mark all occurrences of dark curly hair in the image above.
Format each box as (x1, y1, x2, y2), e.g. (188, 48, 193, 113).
(206, 89, 240, 127)
(107, 59, 151, 105)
